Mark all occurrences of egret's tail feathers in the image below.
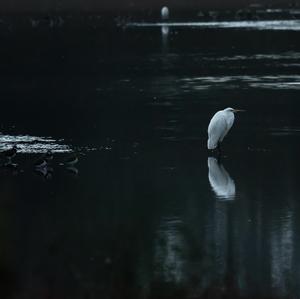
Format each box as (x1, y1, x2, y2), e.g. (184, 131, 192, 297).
(207, 138, 217, 150)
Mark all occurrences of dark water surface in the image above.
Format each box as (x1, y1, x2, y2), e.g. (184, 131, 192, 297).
(0, 19, 300, 298)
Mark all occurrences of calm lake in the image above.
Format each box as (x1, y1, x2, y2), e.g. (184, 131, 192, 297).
(0, 17, 299, 298)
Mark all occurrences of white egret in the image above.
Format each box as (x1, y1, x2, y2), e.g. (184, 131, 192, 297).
(208, 157, 235, 200)
(207, 107, 244, 151)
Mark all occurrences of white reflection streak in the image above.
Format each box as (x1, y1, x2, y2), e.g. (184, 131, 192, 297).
(214, 201, 228, 280)
(270, 210, 293, 296)
(161, 25, 169, 54)
(126, 20, 300, 31)
(208, 157, 236, 200)
(154, 218, 185, 283)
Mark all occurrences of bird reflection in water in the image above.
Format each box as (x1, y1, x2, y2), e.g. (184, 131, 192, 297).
(161, 25, 169, 54)
(208, 157, 235, 200)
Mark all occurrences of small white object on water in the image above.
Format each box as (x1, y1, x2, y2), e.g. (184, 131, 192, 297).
(161, 6, 170, 20)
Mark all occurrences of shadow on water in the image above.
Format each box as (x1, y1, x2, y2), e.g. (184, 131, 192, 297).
(0, 17, 300, 299)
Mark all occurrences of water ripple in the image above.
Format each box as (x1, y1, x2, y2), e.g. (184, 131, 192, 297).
(179, 75, 300, 90)
(269, 127, 300, 136)
(212, 52, 300, 61)
(126, 20, 300, 31)
(0, 134, 71, 153)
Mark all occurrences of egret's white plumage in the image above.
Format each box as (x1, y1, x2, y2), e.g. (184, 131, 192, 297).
(207, 107, 243, 150)
(208, 157, 235, 200)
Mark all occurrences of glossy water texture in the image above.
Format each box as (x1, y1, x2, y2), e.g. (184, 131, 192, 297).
(127, 19, 300, 30)
(0, 19, 300, 298)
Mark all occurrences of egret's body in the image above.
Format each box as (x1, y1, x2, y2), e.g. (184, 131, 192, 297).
(207, 107, 243, 150)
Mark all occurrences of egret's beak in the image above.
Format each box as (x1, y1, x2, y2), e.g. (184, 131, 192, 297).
(233, 109, 246, 113)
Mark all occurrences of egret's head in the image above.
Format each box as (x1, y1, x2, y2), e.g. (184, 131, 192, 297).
(225, 107, 245, 113)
